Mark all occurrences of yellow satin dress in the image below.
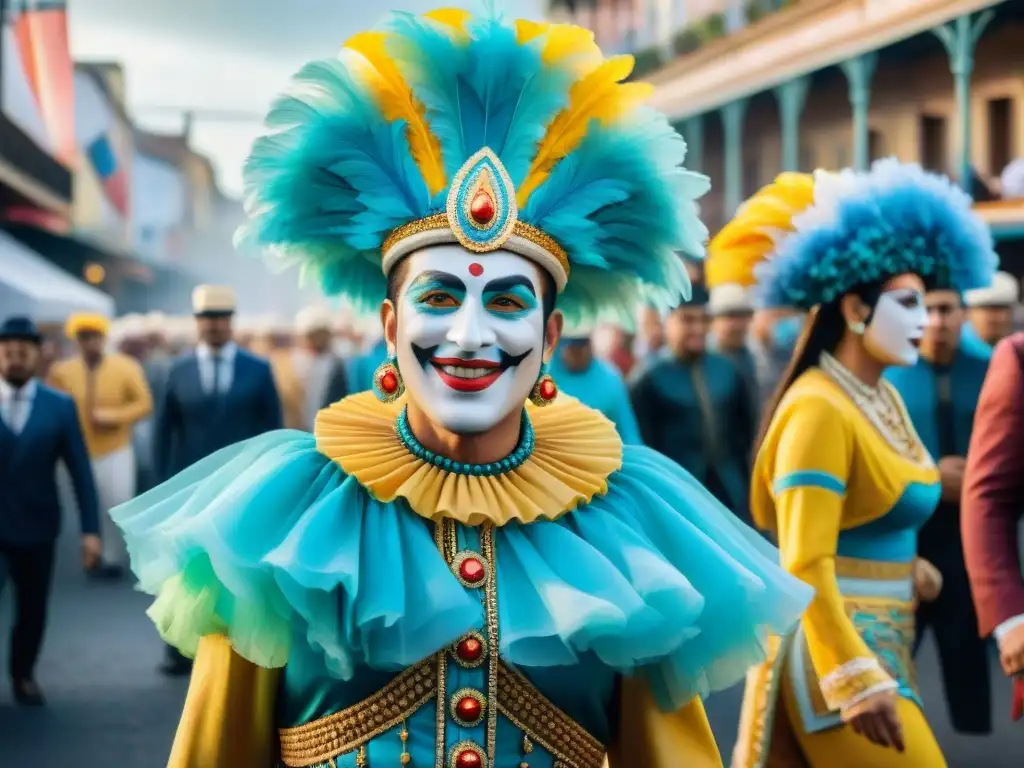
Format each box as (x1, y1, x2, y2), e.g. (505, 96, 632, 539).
(733, 368, 946, 768)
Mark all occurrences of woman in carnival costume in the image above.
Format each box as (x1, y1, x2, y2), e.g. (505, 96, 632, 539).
(113, 7, 812, 767)
(722, 163, 997, 768)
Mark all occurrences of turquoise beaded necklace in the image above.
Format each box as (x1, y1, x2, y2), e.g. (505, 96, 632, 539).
(394, 407, 535, 477)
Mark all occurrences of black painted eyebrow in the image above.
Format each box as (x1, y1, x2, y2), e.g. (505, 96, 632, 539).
(405, 270, 467, 294)
(482, 275, 536, 296)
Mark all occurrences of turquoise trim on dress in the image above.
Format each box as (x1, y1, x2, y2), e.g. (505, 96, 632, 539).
(835, 481, 940, 563)
(772, 469, 846, 496)
(395, 407, 535, 476)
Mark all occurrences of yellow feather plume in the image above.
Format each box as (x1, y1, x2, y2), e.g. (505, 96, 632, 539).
(343, 31, 448, 196)
(705, 172, 816, 289)
(515, 20, 603, 74)
(423, 8, 471, 36)
(517, 55, 652, 206)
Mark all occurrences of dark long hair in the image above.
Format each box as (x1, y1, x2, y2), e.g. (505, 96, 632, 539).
(753, 282, 884, 454)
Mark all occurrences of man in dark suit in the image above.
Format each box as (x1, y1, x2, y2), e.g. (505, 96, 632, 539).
(0, 316, 100, 705)
(963, 332, 1024, 721)
(154, 285, 282, 674)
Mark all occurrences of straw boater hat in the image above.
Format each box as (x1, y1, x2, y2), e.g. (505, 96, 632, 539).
(964, 270, 1020, 308)
(192, 285, 237, 317)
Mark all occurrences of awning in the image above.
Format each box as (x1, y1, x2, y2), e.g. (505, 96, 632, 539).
(0, 229, 114, 323)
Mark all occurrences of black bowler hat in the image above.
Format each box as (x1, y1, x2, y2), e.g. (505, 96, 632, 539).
(0, 316, 42, 344)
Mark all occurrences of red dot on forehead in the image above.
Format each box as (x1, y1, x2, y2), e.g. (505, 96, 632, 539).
(468, 262, 484, 277)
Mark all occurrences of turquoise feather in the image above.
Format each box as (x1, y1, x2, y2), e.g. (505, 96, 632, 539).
(236, 8, 710, 327)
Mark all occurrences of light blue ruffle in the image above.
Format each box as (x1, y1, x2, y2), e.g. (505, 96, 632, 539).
(113, 430, 811, 710)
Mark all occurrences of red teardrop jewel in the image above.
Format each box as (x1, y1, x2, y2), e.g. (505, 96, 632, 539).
(456, 695, 483, 722)
(379, 369, 399, 394)
(539, 377, 557, 401)
(469, 190, 495, 225)
(456, 636, 484, 663)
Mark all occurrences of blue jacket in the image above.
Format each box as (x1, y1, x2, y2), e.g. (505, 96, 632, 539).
(884, 343, 991, 459)
(629, 350, 755, 514)
(155, 349, 283, 481)
(548, 353, 641, 444)
(0, 383, 99, 546)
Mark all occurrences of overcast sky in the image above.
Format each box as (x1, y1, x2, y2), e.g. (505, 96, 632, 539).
(69, 0, 545, 198)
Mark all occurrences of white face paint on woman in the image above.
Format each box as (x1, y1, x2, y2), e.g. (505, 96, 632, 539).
(863, 287, 928, 366)
(394, 244, 547, 434)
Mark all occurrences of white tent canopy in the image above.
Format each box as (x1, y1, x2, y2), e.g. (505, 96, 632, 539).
(0, 230, 114, 323)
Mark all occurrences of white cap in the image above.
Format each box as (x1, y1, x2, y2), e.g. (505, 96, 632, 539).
(1001, 159, 1024, 200)
(708, 283, 754, 316)
(965, 271, 1020, 308)
(295, 305, 334, 334)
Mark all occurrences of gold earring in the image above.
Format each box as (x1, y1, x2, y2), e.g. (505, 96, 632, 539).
(529, 361, 558, 406)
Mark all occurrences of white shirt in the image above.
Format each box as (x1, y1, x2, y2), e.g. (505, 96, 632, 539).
(0, 377, 37, 435)
(196, 342, 237, 395)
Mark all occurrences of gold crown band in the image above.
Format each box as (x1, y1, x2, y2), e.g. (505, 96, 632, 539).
(381, 214, 571, 282)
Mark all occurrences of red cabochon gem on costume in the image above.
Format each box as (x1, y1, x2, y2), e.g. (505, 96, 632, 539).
(459, 557, 485, 584)
(455, 749, 482, 768)
(456, 695, 483, 722)
(468, 262, 484, 277)
(469, 190, 495, 225)
(457, 636, 483, 662)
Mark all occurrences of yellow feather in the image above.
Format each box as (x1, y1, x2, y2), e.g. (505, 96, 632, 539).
(343, 31, 448, 196)
(423, 8, 471, 35)
(516, 20, 602, 74)
(517, 55, 646, 206)
(705, 173, 816, 288)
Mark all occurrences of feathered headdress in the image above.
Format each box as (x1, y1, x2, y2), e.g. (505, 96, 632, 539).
(709, 159, 997, 310)
(235, 6, 709, 326)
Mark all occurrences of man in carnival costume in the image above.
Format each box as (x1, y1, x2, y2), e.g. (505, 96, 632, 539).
(112, 8, 811, 767)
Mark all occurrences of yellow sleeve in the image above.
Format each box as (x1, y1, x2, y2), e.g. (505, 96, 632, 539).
(47, 363, 68, 392)
(102, 358, 154, 425)
(607, 677, 722, 768)
(771, 397, 897, 713)
(168, 634, 280, 768)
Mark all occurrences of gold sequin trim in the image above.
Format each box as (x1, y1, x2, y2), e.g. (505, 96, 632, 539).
(450, 687, 487, 728)
(496, 662, 607, 768)
(447, 741, 487, 768)
(277, 660, 437, 767)
(481, 524, 500, 762)
(451, 550, 489, 590)
(450, 630, 488, 669)
(834, 556, 913, 581)
(381, 217, 571, 280)
(435, 522, 450, 768)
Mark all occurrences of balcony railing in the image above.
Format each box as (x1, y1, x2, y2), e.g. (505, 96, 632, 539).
(548, 0, 798, 80)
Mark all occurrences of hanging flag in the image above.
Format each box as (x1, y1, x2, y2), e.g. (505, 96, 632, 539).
(12, 0, 76, 165)
(74, 68, 130, 219)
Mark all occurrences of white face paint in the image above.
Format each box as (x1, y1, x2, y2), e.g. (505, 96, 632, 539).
(394, 244, 547, 434)
(863, 288, 927, 366)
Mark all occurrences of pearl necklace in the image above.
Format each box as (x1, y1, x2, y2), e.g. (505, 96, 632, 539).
(818, 352, 927, 463)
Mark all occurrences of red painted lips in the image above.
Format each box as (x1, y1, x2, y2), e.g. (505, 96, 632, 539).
(431, 357, 503, 392)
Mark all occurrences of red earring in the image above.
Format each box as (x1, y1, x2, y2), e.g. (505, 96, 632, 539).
(529, 363, 557, 406)
(373, 355, 405, 403)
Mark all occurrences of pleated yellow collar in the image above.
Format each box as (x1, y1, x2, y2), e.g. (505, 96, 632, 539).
(314, 391, 623, 526)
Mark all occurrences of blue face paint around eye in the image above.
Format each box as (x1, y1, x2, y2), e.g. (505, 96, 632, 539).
(482, 285, 538, 319)
(407, 276, 466, 315)
(771, 315, 803, 352)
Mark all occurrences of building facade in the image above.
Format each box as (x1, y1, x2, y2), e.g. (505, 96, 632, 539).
(552, 0, 1024, 271)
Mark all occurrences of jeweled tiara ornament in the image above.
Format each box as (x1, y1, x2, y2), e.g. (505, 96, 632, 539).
(235, 7, 710, 326)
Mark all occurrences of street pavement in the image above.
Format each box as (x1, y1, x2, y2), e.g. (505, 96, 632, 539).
(0, 522, 1020, 766)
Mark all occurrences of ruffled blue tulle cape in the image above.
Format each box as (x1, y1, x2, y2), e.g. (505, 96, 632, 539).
(113, 430, 810, 711)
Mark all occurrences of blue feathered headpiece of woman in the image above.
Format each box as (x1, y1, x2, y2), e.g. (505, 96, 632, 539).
(235, 5, 709, 326)
(753, 158, 998, 309)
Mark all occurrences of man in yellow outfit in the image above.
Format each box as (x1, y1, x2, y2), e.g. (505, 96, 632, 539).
(49, 313, 153, 578)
